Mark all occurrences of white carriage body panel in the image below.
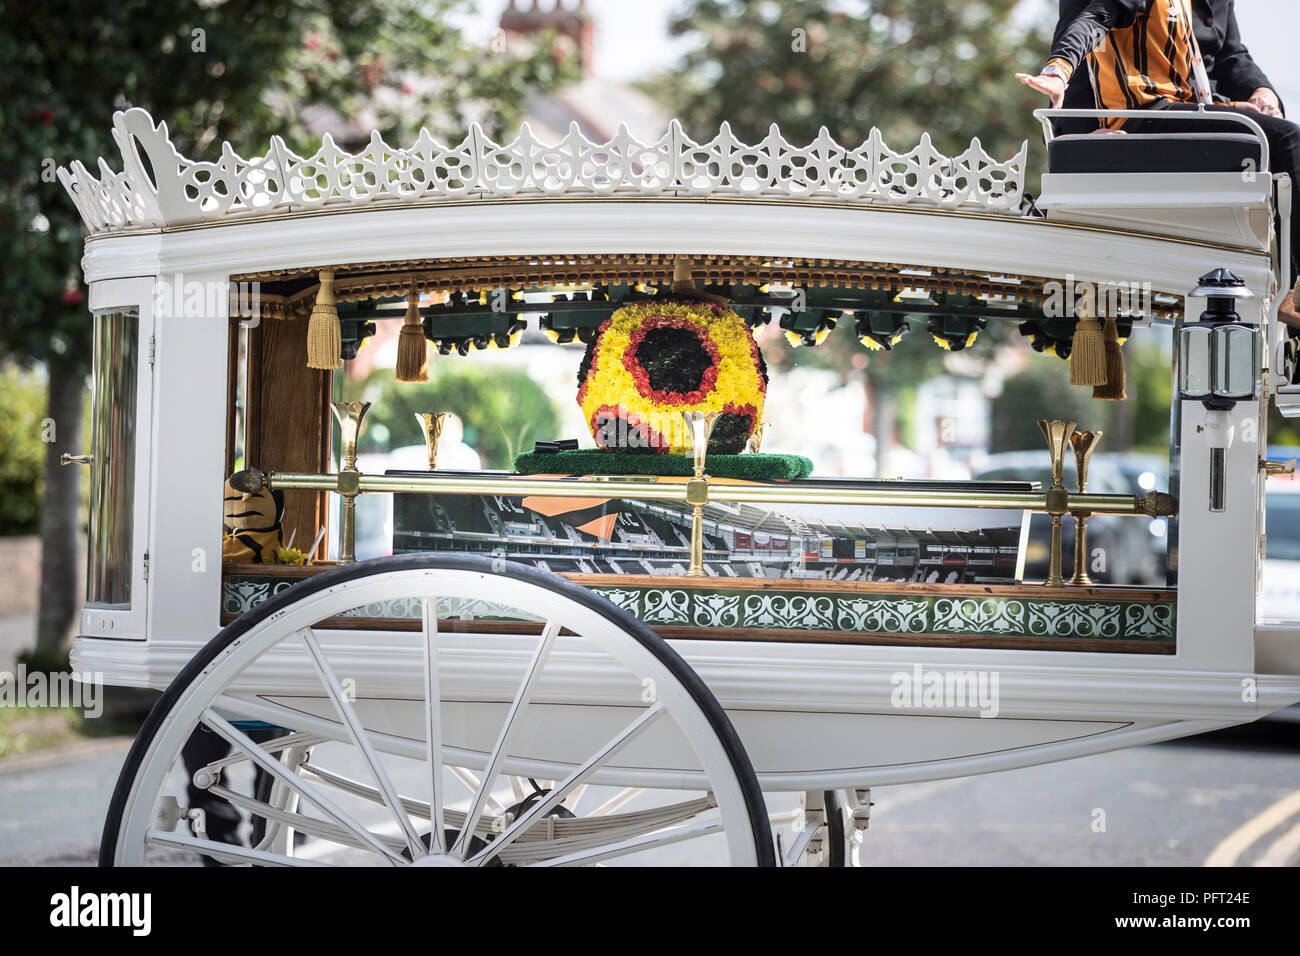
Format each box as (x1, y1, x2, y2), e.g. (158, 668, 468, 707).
(1037, 171, 1274, 250)
(71, 624, 1300, 790)
(145, 269, 230, 650)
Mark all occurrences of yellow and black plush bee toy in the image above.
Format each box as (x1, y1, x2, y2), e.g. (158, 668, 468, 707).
(222, 477, 285, 564)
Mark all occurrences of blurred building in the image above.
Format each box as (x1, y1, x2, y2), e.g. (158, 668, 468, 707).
(499, 0, 669, 141)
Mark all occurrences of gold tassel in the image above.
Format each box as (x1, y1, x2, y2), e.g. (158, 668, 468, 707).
(1092, 316, 1127, 400)
(1069, 302, 1106, 387)
(669, 254, 729, 305)
(395, 291, 428, 383)
(306, 269, 342, 370)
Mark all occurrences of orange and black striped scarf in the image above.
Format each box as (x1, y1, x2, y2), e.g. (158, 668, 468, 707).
(1049, 0, 1204, 128)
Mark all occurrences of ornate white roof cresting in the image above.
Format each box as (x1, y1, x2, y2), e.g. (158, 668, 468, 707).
(60, 108, 1027, 234)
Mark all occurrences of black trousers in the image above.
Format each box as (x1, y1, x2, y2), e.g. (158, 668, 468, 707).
(1125, 102, 1300, 284)
(182, 723, 276, 865)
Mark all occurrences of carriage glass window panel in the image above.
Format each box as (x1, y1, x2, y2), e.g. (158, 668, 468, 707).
(86, 308, 139, 608)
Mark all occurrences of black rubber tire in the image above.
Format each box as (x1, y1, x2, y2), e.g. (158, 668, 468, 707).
(822, 790, 846, 868)
(100, 552, 775, 867)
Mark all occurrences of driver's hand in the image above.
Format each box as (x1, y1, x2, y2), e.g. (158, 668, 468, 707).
(1016, 71, 1067, 109)
(1246, 87, 1283, 118)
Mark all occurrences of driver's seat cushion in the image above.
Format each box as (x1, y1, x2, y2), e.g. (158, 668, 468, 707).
(1048, 132, 1264, 174)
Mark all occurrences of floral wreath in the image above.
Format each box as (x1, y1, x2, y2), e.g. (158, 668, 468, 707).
(577, 300, 768, 455)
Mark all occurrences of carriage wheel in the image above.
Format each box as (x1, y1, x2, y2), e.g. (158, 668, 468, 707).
(100, 554, 774, 866)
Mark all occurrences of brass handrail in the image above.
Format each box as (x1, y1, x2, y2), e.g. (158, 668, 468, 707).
(257, 469, 1168, 515)
(230, 411, 1175, 581)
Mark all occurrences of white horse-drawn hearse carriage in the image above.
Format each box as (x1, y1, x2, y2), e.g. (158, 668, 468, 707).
(57, 104, 1299, 866)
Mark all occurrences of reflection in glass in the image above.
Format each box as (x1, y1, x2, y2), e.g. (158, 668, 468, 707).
(87, 310, 138, 608)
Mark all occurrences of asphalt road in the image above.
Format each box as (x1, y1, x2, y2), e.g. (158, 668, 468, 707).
(860, 718, 1300, 867)
(2, 717, 1297, 867)
(0, 739, 133, 865)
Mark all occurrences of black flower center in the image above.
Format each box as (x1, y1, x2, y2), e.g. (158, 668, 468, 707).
(709, 410, 755, 455)
(635, 327, 712, 395)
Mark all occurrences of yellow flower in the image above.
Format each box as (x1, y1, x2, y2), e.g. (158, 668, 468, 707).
(578, 301, 766, 454)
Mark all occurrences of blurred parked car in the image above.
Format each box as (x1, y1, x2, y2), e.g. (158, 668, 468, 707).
(1259, 451, 1300, 622)
(1255, 451, 1300, 722)
(973, 451, 1165, 585)
(1097, 452, 1170, 580)
(1100, 452, 1167, 496)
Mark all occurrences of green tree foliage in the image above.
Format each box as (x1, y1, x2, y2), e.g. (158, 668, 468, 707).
(0, 0, 573, 653)
(991, 342, 1173, 453)
(1123, 341, 1174, 451)
(654, 0, 1048, 164)
(359, 365, 562, 471)
(0, 365, 48, 534)
(1269, 410, 1300, 448)
(1, 0, 574, 372)
(991, 357, 1106, 452)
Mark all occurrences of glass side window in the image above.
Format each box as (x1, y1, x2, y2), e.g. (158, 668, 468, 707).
(86, 309, 139, 608)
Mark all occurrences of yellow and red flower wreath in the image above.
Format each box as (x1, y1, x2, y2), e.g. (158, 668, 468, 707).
(577, 301, 767, 454)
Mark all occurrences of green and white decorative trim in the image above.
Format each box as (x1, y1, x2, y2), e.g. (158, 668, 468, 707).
(589, 586, 1175, 643)
(222, 573, 1173, 644)
(222, 575, 538, 622)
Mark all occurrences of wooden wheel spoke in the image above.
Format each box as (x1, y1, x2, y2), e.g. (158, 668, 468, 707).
(589, 787, 645, 817)
(298, 626, 427, 858)
(200, 709, 405, 865)
(529, 817, 724, 867)
(449, 766, 505, 814)
(469, 702, 666, 866)
(210, 784, 405, 855)
(146, 829, 327, 867)
(421, 598, 447, 853)
(451, 620, 560, 858)
(563, 783, 588, 812)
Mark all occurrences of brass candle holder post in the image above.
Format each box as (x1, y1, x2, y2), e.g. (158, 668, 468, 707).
(415, 412, 449, 471)
(1038, 419, 1075, 587)
(683, 410, 720, 577)
(330, 401, 370, 564)
(1069, 429, 1103, 586)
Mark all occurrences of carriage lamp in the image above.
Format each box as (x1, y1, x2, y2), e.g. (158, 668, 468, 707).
(340, 320, 376, 361)
(1038, 419, 1076, 587)
(1019, 316, 1077, 359)
(855, 312, 911, 351)
(928, 314, 987, 352)
(1178, 269, 1257, 513)
(1068, 430, 1102, 586)
(330, 401, 370, 563)
(780, 308, 838, 347)
(683, 410, 720, 577)
(415, 412, 449, 471)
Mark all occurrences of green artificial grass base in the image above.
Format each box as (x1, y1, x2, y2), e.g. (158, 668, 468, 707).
(514, 448, 814, 480)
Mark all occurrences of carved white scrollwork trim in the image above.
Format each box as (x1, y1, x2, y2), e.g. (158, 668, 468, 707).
(59, 109, 1028, 234)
